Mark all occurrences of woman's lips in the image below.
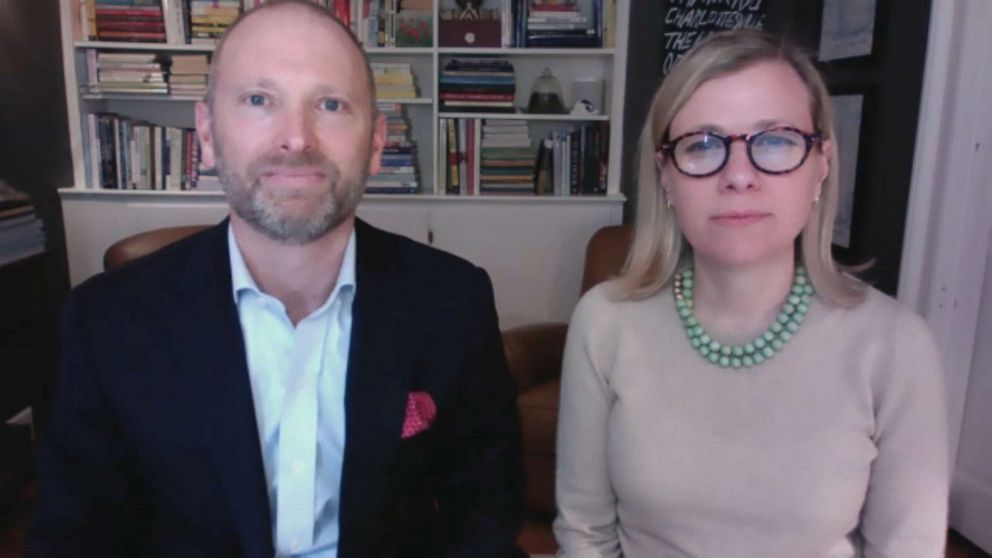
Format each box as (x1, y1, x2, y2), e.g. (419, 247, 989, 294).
(711, 211, 770, 225)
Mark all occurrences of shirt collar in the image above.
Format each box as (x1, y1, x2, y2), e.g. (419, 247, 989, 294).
(228, 223, 357, 306)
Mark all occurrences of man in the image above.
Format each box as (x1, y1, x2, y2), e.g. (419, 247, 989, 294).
(28, 1, 523, 556)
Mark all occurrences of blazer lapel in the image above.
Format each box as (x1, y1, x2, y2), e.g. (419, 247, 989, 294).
(171, 222, 274, 556)
(338, 220, 417, 556)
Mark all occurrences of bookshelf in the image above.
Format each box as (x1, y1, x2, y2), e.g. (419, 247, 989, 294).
(56, 0, 629, 326)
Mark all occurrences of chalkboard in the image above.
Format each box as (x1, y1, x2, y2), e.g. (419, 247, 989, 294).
(661, 0, 768, 75)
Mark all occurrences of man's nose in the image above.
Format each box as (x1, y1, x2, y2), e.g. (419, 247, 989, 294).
(278, 105, 316, 153)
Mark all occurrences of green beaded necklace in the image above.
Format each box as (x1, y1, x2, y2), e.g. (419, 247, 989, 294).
(672, 266, 815, 369)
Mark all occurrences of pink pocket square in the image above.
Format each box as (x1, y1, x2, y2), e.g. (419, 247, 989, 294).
(401, 391, 437, 440)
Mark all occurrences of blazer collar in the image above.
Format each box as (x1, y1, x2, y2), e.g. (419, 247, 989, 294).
(173, 219, 274, 555)
(338, 220, 419, 556)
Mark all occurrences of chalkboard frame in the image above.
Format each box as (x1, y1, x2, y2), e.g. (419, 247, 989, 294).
(825, 83, 879, 274)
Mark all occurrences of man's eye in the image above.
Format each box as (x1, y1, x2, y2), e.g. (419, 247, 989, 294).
(321, 99, 341, 111)
(247, 94, 267, 106)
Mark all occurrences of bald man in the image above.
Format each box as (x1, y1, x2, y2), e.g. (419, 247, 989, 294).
(28, 2, 524, 556)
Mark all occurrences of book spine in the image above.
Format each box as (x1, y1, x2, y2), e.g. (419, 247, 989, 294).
(472, 118, 482, 196)
(183, 130, 193, 189)
(597, 121, 608, 193)
(582, 123, 597, 194)
(112, 118, 124, 189)
(569, 129, 580, 195)
(447, 118, 459, 194)
(86, 114, 98, 188)
(155, 126, 165, 190)
(437, 117, 447, 194)
(96, 116, 109, 188)
(368, 0, 379, 47)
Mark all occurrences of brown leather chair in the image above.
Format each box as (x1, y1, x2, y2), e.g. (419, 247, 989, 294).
(103, 225, 210, 271)
(102, 223, 635, 553)
(503, 224, 633, 553)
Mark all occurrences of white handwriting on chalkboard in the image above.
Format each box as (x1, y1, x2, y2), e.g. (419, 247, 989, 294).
(665, 9, 764, 30)
(669, 0, 763, 9)
(661, 0, 766, 74)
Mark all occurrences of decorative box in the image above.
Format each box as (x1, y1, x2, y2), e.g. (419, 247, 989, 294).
(439, 20, 501, 48)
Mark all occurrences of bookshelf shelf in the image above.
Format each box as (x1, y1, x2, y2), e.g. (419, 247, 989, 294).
(59, 187, 625, 204)
(438, 111, 609, 121)
(437, 47, 615, 57)
(366, 47, 434, 55)
(81, 93, 204, 102)
(381, 97, 433, 105)
(75, 41, 215, 52)
(60, 187, 222, 197)
(76, 43, 438, 55)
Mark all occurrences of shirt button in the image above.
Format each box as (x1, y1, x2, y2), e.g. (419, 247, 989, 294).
(291, 460, 303, 474)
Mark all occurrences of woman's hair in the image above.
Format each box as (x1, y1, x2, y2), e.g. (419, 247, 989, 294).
(618, 29, 866, 307)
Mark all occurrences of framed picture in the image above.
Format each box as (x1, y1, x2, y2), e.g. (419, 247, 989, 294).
(827, 85, 877, 269)
(829, 93, 865, 249)
(819, 0, 877, 61)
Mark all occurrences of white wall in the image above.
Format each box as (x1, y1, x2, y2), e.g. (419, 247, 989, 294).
(950, 238, 992, 550)
(901, 0, 992, 550)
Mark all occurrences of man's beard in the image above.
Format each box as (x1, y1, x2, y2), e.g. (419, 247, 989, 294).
(215, 144, 368, 245)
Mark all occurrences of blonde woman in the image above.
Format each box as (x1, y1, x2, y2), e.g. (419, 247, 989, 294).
(554, 30, 949, 557)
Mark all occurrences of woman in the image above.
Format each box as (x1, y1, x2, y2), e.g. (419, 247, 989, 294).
(554, 30, 949, 557)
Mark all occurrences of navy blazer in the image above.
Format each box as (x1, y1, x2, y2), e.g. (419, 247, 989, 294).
(28, 220, 524, 557)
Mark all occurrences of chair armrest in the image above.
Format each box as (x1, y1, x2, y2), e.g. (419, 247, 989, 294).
(501, 323, 568, 393)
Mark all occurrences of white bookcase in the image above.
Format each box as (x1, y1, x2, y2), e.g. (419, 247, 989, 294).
(56, 0, 629, 327)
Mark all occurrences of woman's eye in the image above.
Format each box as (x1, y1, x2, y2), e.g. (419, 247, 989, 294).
(247, 94, 267, 107)
(756, 133, 798, 147)
(684, 135, 720, 153)
(321, 99, 341, 111)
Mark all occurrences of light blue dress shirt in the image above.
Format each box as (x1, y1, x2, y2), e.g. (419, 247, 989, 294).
(228, 225, 356, 557)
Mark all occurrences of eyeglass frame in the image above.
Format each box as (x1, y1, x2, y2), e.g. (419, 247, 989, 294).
(656, 126, 824, 178)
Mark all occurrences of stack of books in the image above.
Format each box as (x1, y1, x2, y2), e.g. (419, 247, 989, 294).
(440, 59, 516, 114)
(479, 120, 535, 195)
(0, 185, 45, 268)
(189, 0, 241, 45)
(168, 54, 209, 97)
(368, 103, 420, 194)
(92, 52, 168, 95)
(525, 0, 596, 47)
(506, 0, 613, 47)
(85, 114, 201, 190)
(94, 0, 166, 43)
(372, 63, 418, 101)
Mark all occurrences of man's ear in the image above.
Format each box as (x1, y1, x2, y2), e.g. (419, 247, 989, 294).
(195, 100, 216, 169)
(367, 111, 387, 176)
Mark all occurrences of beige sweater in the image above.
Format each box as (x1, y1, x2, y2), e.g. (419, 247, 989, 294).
(554, 283, 949, 558)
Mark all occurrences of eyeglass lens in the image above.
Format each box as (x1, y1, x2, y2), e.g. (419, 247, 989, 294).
(673, 129, 809, 176)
